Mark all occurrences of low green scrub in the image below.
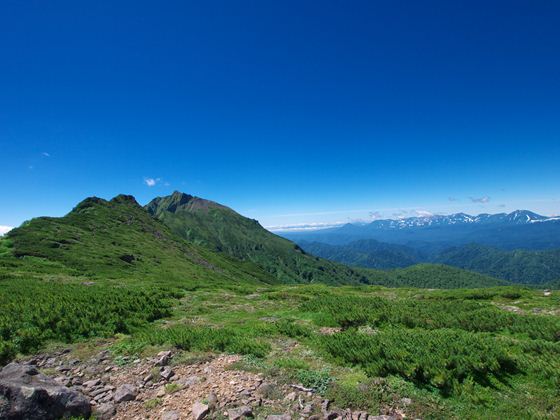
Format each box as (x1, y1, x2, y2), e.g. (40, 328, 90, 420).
(0, 278, 174, 364)
(317, 328, 516, 395)
(302, 294, 560, 341)
(134, 325, 271, 358)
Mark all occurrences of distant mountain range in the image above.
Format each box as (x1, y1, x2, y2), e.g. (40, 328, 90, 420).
(283, 210, 560, 251)
(1, 191, 517, 289)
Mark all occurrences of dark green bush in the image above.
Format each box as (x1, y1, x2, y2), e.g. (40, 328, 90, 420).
(136, 325, 270, 358)
(0, 278, 173, 364)
(318, 328, 517, 395)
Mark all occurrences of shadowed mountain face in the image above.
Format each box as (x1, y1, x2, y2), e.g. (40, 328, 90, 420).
(146, 191, 369, 285)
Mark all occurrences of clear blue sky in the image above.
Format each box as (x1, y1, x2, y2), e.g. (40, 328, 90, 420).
(1, 0, 559, 233)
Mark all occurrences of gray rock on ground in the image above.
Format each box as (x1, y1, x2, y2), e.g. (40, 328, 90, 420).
(113, 383, 138, 403)
(0, 362, 91, 420)
(192, 401, 210, 420)
(228, 405, 253, 420)
(162, 410, 181, 420)
(93, 402, 116, 419)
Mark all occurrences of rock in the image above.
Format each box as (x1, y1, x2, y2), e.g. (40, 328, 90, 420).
(321, 399, 330, 415)
(162, 410, 181, 420)
(160, 366, 175, 381)
(179, 374, 202, 386)
(400, 397, 412, 406)
(0, 362, 91, 420)
(156, 350, 173, 366)
(207, 392, 218, 410)
(192, 401, 210, 420)
(94, 402, 116, 419)
(228, 405, 253, 420)
(156, 387, 166, 397)
(369, 416, 397, 420)
(266, 415, 291, 420)
(257, 382, 279, 399)
(285, 391, 297, 402)
(302, 404, 314, 415)
(113, 383, 137, 403)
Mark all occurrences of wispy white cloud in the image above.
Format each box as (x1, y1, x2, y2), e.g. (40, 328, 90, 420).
(265, 221, 347, 232)
(470, 196, 491, 204)
(144, 177, 161, 187)
(413, 209, 434, 217)
(0, 225, 13, 236)
(42, 152, 50, 157)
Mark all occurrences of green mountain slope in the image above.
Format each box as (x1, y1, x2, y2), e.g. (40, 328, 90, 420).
(436, 244, 560, 284)
(357, 264, 509, 289)
(300, 239, 423, 269)
(4, 194, 270, 286)
(146, 191, 369, 285)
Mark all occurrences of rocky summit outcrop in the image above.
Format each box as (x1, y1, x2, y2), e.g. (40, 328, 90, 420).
(0, 362, 91, 420)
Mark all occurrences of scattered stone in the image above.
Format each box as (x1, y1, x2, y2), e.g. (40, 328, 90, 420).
(257, 382, 280, 399)
(93, 402, 116, 419)
(400, 397, 412, 406)
(156, 350, 173, 366)
(179, 374, 202, 386)
(0, 362, 91, 420)
(192, 401, 210, 420)
(157, 387, 166, 397)
(228, 405, 253, 420)
(285, 391, 297, 402)
(207, 391, 218, 410)
(161, 366, 175, 381)
(162, 410, 181, 420)
(266, 415, 291, 420)
(114, 383, 138, 403)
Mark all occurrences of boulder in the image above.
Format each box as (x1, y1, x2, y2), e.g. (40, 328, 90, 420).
(0, 362, 91, 420)
(160, 366, 175, 381)
(113, 383, 137, 403)
(156, 351, 173, 366)
(228, 405, 253, 420)
(192, 401, 209, 420)
(94, 402, 116, 419)
(179, 375, 201, 387)
(162, 410, 181, 420)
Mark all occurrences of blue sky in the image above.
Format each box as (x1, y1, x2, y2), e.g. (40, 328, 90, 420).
(1, 0, 559, 233)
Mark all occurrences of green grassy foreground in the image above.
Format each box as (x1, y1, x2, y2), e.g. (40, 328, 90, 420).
(1, 264, 558, 418)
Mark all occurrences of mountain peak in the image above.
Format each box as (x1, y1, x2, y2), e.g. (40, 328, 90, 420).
(506, 210, 546, 223)
(110, 194, 141, 207)
(146, 191, 227, 215)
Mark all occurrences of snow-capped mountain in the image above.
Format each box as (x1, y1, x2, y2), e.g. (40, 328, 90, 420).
(362, 210, 550, 230)
(282, 210, 560, 251)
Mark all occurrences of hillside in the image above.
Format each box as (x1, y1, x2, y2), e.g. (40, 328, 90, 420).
(146, 191, 369, 285)
(436, 244, 560, 284)
(4, 194, 270, 286)
(358, 264, 508, 289)
(300, 239, 423, 269)
(300, 238, 560, 285)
